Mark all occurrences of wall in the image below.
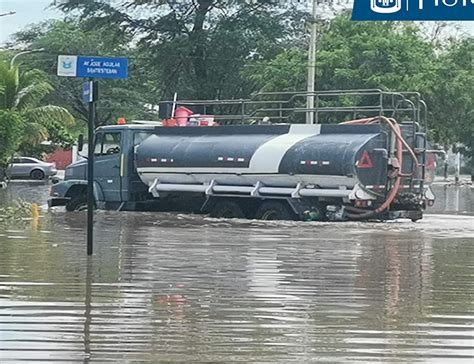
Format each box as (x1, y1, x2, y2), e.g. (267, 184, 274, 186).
(46, 148, 72, 170)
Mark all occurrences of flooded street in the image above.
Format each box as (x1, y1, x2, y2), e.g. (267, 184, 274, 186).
(1, 182, 473, 362)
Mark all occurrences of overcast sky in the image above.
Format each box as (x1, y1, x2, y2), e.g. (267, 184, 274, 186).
(1, 0, 473, 46)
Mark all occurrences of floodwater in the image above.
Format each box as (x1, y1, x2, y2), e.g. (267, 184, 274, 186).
(0, 182, 473, 362)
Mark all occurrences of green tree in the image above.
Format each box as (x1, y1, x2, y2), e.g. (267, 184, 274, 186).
(54, 0, 307, 100)
(428, 38, 474, 168)
(247, 14, 438, 94)
(0, 61, 75, 155)
(0, 110, 24, 167)
(317, 16, 436, 92)
(243, 48, 307, 93)
(12, 5, 471, 166)
(246, 13, 474, 165)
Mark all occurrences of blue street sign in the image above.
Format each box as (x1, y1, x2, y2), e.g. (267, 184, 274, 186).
(77, 56, 128, 79)
(58, 55, 128, 79)
(82, 81, 93, 103)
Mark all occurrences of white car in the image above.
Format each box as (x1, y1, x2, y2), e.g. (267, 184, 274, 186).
(6, 157, 57, 180)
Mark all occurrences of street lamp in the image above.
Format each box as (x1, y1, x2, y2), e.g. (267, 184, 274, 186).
(0, 11, 16, 17)
(10, 48, 46, 68)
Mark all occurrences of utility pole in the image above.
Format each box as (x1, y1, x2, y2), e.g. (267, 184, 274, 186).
(306, 0, 318, 124)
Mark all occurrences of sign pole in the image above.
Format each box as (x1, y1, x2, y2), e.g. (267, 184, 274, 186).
(57, 55, 128, 256)
(87, 79, 95, 256)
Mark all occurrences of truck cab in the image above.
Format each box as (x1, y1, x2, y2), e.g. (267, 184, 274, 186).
(49, 125, 155, 211)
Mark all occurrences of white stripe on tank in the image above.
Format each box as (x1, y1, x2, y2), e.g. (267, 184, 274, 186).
(137, 124, 321, 175)
(248, 124, 321, 173)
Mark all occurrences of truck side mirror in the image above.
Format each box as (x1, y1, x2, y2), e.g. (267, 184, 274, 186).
(78, 134, 84, 152)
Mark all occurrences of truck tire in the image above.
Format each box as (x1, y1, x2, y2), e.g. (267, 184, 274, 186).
(255, 201, 295, 221)
(65, 194, 88, 212)
(210, 200, 245, 219)
(30, 169, 45, 180)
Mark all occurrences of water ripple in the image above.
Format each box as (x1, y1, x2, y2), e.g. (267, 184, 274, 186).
(0, 184, 473, 362)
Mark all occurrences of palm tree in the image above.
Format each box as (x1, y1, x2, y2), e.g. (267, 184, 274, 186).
(0, 61, 75, 147)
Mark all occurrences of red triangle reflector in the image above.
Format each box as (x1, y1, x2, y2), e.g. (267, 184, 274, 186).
(357, 151, 374, 169)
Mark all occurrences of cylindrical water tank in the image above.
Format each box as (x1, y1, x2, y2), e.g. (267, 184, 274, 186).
(135, 124, 389, 190)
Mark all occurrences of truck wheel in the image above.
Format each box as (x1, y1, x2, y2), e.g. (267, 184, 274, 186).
(65, 195, 88, 212)
(210, 200, 245, 219)
(30, 169, 45, 180)
(255, 201, 295, 221)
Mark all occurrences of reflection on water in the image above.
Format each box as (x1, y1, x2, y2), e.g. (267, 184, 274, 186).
(429, 184, 474, 215)
(0, 183, 473, 362)
(0, 181, 51, 207)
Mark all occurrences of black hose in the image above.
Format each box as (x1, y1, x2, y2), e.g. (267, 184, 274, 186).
(345, 205, 372, 213)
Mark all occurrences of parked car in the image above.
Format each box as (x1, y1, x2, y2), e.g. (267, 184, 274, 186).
(6, 157, 57, 180)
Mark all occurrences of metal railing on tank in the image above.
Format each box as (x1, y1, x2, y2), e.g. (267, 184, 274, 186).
(159, 89, 427, 128)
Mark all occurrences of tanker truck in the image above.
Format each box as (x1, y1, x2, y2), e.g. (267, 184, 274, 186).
(48, 90, 437, 221)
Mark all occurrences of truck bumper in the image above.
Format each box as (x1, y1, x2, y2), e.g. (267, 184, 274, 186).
(48, 179, 86, 208)
(48, 197, 70, 208)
